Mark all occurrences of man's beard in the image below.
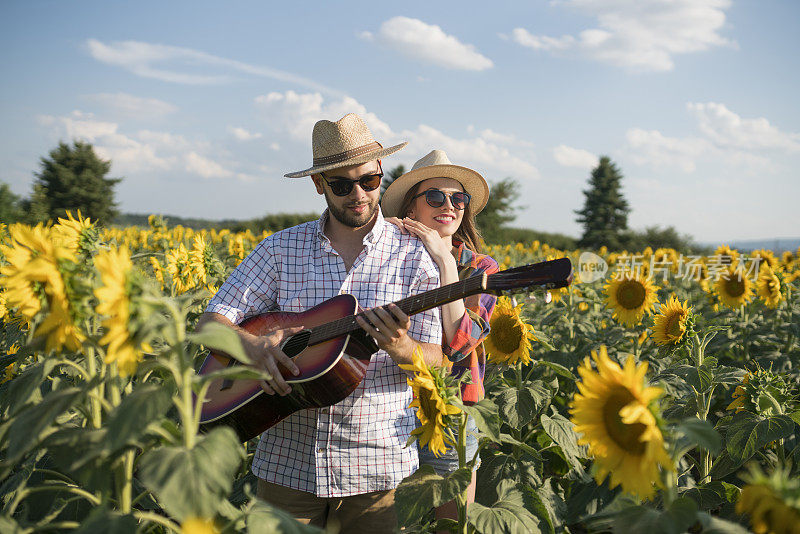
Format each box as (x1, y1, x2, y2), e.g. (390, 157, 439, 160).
(325, 194, 379, 229)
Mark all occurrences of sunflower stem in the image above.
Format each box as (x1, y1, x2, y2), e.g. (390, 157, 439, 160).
(456, 413, 468, 534)
(84, 345, 102, 429)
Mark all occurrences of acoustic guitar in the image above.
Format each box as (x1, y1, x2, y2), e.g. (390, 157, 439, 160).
(198, 257, 572, 441)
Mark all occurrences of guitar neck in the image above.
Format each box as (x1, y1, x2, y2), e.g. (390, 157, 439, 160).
(307, 275, 487, 346)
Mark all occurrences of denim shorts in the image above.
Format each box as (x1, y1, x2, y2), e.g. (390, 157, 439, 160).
(417, 415, 480, 476)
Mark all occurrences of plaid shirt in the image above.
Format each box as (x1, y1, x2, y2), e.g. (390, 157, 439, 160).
(205, 210, 442, 497)
(443, 242, 499, 404)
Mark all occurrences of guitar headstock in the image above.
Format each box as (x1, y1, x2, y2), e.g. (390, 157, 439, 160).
(486, 258, 573, 297)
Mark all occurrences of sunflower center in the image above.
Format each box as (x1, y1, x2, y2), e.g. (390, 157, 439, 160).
(418, 387, 438, 421)
(666, 311, 685, 338)
(724, 277, 745, 298)
(602, 387, 647, 455)
(490, 315, 523, 353)
(617, 280, 646, 310)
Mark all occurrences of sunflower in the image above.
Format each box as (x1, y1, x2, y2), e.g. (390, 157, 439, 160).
(756, 266, 783, 308)
(484, 297, 536, 365)
(165, 244, 195, 294)
(750, 249, 779, 272)
(570, 346, 673, 500)
(651, 296, 692, 347)
(52, 210, 98, 256)
(398, 346, 460, 457)
(149, 256, 166, 291)
(94, 246, 148, 376)
(737, 465, 800, 534)
(603, 272, 659, 328)
(714, 266, 754, 309)
(0, 224, 83, 351)
(726, 367, 794, 417)
(713, 245, 739, 266)
(180, 517, 220, 534)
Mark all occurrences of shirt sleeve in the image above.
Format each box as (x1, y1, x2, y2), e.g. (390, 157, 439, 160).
(443, 254, 500, 363)
(405, 251, 443, 346)
(205, 237, 279, 324)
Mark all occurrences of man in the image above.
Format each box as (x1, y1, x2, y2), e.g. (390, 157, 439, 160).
(198, 113, 443, 530)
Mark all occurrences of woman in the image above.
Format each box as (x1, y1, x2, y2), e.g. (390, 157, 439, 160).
(381, 149, 498, 521)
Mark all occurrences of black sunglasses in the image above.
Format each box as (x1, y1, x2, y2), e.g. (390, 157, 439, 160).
(320, 172, 383, 197)
(412, 188, 471, 210)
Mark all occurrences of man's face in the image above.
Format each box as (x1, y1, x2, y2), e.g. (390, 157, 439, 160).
(312, 160, 382, 229)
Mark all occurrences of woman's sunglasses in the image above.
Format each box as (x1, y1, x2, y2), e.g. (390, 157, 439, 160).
(320, 172, 383, 197)
(412, 188, 471, 210)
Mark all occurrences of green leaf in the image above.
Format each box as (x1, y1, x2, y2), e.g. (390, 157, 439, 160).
(74, 507, 138, 534)
(788, 410, 800, 426)
(712, 365, 747, 386)
(188, 321, 251, 364)
(0, 359, 58, 418)
(613, 498, 698, 534)
(198, 365, 272, 384)
(677, 418, 722, 454)
(139, 426, 245, 520)
(105, 385, 172, 452)
(521, 485, 555, 534)
(477, 452, 541, 503)
(468, 480, 540, 534)
(395, 465, 472, 526)
(4, 387, 82, 464)
(671, 364, 713, 393)
(495, 381, 549, 428)
(457, 398, 501, 442)
(499, 433, 544, 461)
(536, 360, 575, 380)
(0, 516, 23, 534)
(694, 512, 750, 533)
(681, 481, 740, 511)
(726, 413, 795, 464)
(247, 500, 323, 533)
(540, 412, 586, 469)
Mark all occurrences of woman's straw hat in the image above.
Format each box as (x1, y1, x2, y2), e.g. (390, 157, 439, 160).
(285, 113, 407, 178)
(381, 150, 489, 217)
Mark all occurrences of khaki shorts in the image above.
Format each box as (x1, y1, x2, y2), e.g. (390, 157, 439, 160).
(256, 478, 398, 533)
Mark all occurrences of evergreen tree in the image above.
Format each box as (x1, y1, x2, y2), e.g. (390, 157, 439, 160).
(30, 141, 121, 225)
(476, 177, 520, 243)
(575, 156, 630, 251)
(380, 164, 405, 196)
(0, 182, 23, 223)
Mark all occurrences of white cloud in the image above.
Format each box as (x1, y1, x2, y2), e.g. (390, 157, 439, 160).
(687, 102, 800, 152)
(363, 16, 493, 71)
(228, 126, 263, 141)
(37, 110, 251, 179)
(85, 39, 344, 95)
(254, 91, 393, 142)
(552, 145, 599, 169)
(85, 92, 177, 118)
(624, 102, 796, 172)
(510, 0, 735, 71)
(185, 152, 234, 179)
(624, 128, 709, 172)
(255, 90, 539, 180)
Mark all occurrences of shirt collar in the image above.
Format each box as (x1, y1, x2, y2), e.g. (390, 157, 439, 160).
(315, 208, 385, 247)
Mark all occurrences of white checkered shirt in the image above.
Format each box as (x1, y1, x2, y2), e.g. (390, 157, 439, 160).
(205, 209, 442, 497)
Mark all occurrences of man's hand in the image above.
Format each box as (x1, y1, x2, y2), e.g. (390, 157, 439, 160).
(355, 304, 414, 363)
(196, 312, 303, 397)
(242, 325, 305, 396)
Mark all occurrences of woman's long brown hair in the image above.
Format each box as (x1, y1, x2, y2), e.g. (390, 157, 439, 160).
(397, 181, 484, 254)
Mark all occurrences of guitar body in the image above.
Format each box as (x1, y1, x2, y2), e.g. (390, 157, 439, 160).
(198, 294, 374, 441)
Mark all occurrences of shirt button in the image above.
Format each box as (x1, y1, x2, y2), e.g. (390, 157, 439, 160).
(317, 448, 324, 453)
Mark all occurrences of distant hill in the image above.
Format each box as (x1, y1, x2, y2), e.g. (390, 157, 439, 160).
(114, 213, 242, 229)
(699, 237, 800, 253)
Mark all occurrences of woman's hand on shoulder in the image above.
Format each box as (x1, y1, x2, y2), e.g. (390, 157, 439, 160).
(401, 218, 451, 265)
(384, 216, 408, 234)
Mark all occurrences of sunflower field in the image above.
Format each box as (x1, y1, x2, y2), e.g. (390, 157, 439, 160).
(1, 214, 799, 533)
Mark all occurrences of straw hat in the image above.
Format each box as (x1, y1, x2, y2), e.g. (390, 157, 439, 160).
(284, 113, 407, 178)
(381, 150, 489, 217)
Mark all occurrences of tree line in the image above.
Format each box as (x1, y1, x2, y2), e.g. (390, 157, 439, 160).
(1, 141, 696, 252)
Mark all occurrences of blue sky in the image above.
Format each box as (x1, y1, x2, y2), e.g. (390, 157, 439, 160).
(1, 0, 798, 242)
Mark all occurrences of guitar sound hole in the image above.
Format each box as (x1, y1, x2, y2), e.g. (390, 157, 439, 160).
(281, 330, 311, 358)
